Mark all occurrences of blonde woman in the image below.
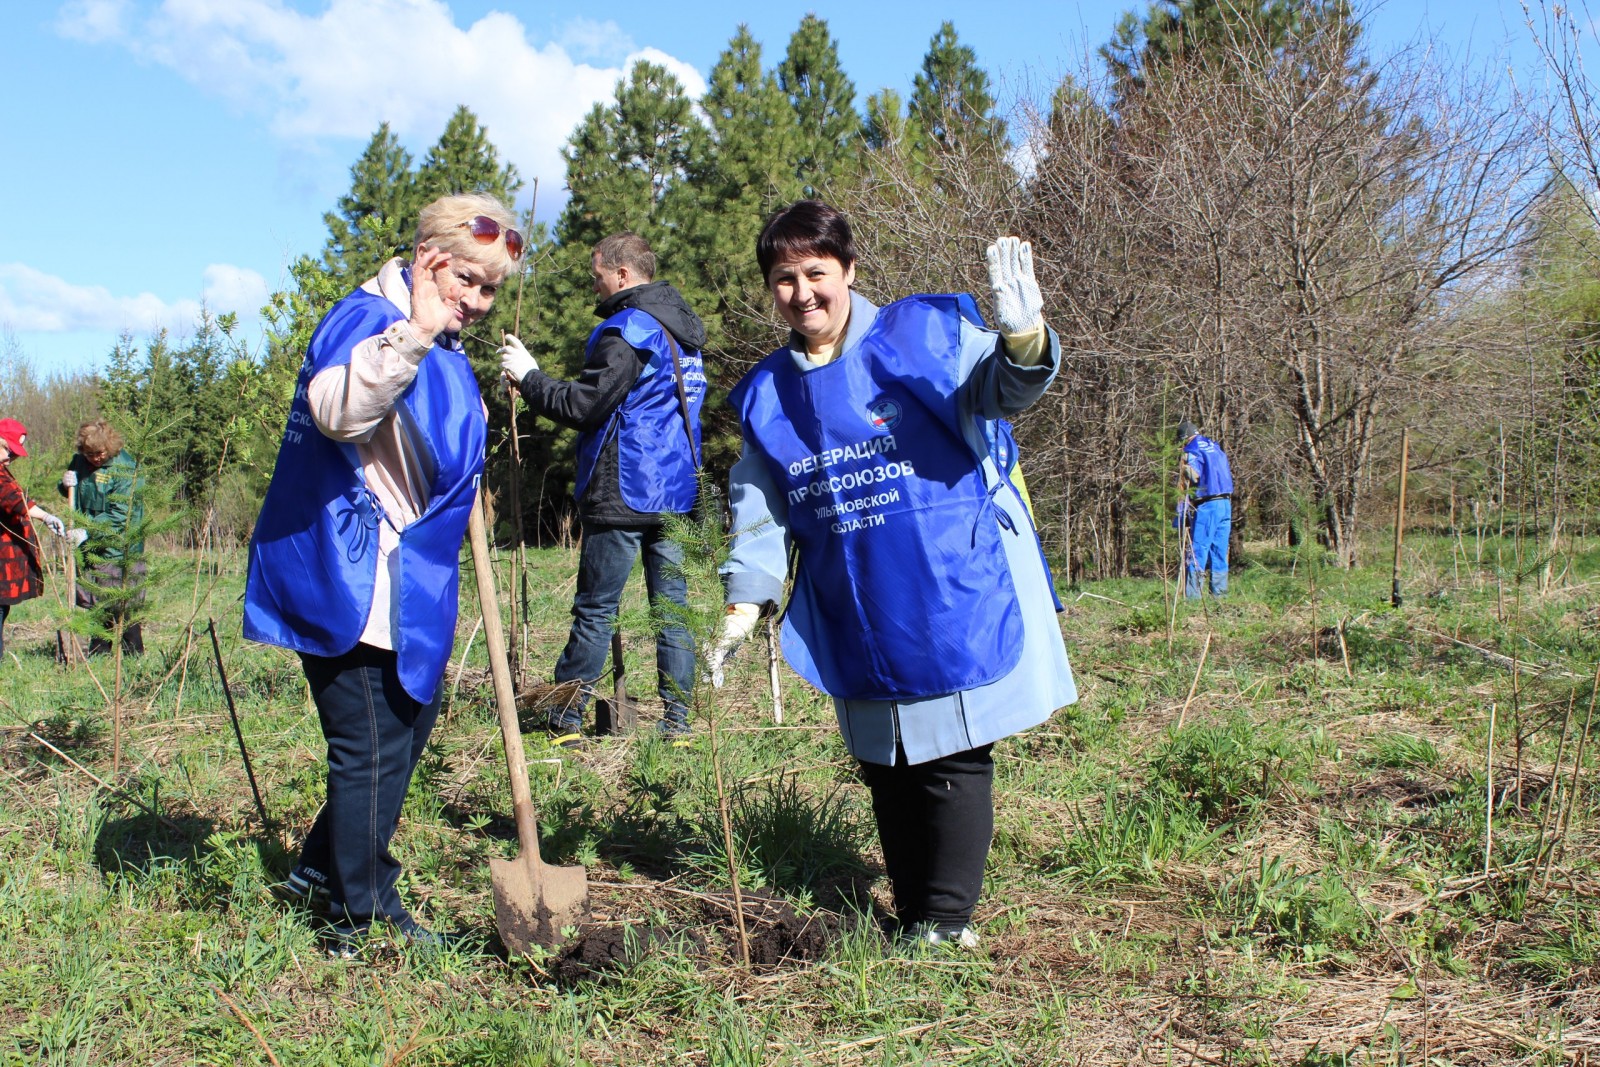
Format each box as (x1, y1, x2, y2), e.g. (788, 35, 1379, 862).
(245, 192, 523, 952)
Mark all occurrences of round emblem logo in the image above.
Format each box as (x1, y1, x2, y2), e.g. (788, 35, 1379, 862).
(867, 399, 901, 432)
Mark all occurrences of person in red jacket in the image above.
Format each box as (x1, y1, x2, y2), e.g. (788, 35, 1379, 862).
(0, 419, 67, 661)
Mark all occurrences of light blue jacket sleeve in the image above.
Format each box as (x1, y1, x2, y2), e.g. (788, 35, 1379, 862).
(722, 438, 789, 607)
(957, 318, 1061, 421)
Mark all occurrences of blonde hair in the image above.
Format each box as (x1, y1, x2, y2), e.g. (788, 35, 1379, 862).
(76, 420, 124, 458)
(414, 193, 520, 281)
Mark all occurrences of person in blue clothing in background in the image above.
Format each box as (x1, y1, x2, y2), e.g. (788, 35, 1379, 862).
(498, 232, 706, 745)
(708, 200, 1077, 949)
(1177, 419, 1234, 598)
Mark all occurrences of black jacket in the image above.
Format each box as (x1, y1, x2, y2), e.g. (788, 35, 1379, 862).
(518, 280, 707, 526)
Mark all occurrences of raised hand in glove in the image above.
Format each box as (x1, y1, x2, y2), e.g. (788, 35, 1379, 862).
(708, 603, 762, 688)
(61, 470, 78, 489)
(985, 236, 1044, 336)
(498, 333, 539, 385)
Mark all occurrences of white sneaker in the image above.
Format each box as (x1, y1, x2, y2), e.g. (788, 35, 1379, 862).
(907, 923, 981, 950)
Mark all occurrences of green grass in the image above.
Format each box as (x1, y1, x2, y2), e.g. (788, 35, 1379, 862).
(0, 526, 1597, 1063)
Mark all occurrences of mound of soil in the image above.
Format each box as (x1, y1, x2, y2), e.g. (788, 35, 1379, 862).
(550, 889, 833, 985)
(699, 891, 833, 969)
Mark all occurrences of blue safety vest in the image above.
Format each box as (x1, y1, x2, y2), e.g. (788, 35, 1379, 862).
(728, 294, 1023, 700)
(1185, 434, 1234, 498)
(574, 308, 705, 513)
(243, 286, 486, 705)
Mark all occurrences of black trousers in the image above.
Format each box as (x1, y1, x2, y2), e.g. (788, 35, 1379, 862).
(858, 743, 995, 933)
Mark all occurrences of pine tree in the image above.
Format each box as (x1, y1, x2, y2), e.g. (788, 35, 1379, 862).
(683, 27, 804, 281)
(320, 123, 418, 288)
(778, 15, 860, 195)
(416, 105, 523, 205)
(556, 62, 701, 252)
(909, 22, 1007, 154)
(670, 25, 811, 467)
(1102, 0, 1346, 94)
(862, 89, 923, 153)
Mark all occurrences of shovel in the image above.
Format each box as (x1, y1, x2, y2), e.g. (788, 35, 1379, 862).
(467, 495, 588, 952)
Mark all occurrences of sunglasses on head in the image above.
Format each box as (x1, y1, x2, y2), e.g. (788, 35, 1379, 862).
(461, 216, 524, 260)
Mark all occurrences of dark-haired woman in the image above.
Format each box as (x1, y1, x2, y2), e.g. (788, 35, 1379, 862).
(709, 200, 1078, 948)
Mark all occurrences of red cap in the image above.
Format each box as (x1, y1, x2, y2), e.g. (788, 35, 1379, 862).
(0, 418, 27, 458)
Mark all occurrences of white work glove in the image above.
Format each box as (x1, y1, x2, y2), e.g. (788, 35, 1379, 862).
(498, 333, 539, 383)
(708, 603, 762, 688)
(61, 470, 78, 489)
(33, 510, 65, 538)
(985, 236, 1044, 336)
(70, 528, 89, 547)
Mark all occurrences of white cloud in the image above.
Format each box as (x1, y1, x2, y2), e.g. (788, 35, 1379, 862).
(202, 264, 270, 316)
(54, 0, 708, 200)
(0, 262, 265, 335)
(55, 0, 131, 42)
(557, 17, 634, 64)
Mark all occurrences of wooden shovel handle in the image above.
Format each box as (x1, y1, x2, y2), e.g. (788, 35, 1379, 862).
(467, 493, 543, 867)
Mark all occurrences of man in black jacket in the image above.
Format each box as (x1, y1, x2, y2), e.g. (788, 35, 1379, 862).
(500, 233, 707, 744)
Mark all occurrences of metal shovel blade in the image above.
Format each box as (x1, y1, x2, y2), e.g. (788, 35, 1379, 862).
(490, 852, 589, 954)
(468, 495, 591, 955)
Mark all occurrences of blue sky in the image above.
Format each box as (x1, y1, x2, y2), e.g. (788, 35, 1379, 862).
(1, 0, 1542, 377)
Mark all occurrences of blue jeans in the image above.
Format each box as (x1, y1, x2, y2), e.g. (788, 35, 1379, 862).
(1186, 498, 1232, 598)
(551, 522, 695, 731)
(292, 644, 441, 926)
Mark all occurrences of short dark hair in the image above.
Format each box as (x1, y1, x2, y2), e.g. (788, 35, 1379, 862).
(756, 200, 857, 280)
(593, 232, 655, 280)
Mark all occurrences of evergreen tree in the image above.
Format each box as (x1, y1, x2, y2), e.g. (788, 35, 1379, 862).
(909, 22, 1006, 153)
(320, 123, 418, 287)
(863, 88, 922, 153)
(778, 15, 860, 195)
(416, 105, 523, 205)
(682, 26, 805, 290)
(668, 26, 813, 470)
(1102, 0, 1347, 93)
(556, 62, 701, 252)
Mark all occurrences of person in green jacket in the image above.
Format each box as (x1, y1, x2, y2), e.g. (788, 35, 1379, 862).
(59, 420, 145, 656)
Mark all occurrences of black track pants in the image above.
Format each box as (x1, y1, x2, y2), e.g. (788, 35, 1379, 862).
(858, 743, 995, 933)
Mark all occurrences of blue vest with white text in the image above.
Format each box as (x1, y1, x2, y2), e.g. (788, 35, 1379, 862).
(728, 294, 1023, 700)
(243, 286, 486, 705)
(1185, 434, 1234, 498)
(574, 308, 705, 513)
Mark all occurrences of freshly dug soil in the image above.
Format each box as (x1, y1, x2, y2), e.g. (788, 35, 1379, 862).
(550, 889, 833, 984)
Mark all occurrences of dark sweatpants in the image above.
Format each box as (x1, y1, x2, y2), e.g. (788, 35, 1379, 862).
(858, 743, 995, 935)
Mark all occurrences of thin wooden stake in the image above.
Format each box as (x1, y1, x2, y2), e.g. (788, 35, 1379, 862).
(1484, 701, 1496, 881)
(445, 616, 483, 725)
(1535, 687, 1579, 893)
(212, 984, 283, 1067)
(1176, 632, 1212, 730)
(1391, 427, 1410, 609)
(765, 614, 784, 725)
(1548, 663, 1600, 881)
